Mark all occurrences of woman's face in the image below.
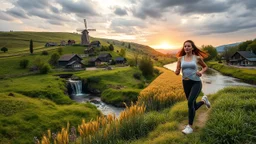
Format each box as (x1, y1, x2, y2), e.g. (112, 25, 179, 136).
(183, 42, 193, 53)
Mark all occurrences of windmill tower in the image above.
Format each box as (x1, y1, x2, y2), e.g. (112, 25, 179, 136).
(78, 19, 96, 45)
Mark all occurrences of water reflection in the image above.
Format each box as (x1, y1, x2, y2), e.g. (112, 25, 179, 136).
(164, 62, 255, 95)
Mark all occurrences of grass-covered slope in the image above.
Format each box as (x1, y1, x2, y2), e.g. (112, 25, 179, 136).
(129, 86, 256, 144)
(0, 93, 100, 144)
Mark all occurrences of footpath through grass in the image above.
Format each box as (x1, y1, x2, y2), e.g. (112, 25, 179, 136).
(129, 86, 256, 144)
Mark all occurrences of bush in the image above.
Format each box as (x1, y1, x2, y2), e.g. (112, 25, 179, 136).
(133, 72, 141, 80)
(41, 51, 48, 55)
(139, 56, 153, 76)
(48, 53, 60, 67)
(1, 47, 8, 53)
(19, 59, 29, 69)
(40, 63, 51, 74)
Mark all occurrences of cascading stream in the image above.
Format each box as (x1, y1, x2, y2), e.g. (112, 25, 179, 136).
(68, 79, 83, 95)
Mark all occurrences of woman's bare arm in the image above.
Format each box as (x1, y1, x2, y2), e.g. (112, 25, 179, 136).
(196, 56, 208, 76)
(175, 57, 181, 75)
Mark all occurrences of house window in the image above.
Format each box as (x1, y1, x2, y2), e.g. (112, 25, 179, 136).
(74, 64, 81, 68)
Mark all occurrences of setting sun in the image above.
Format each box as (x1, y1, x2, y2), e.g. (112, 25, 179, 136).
(151, 42, 175, 49)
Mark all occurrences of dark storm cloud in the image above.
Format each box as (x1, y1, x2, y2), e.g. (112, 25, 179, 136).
(132, 0, 229, 19)
(0, 11, 15, 21)
(56, 0, 98, 17)
(6, 7, 29, 19)
(109, 18, 146, 34)
(16, 0, 50, 9)
(114, 8, 128, 16)
(50, 6, 60, 14)
(48, 19, 63, 25)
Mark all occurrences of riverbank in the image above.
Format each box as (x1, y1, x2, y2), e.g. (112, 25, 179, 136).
(207, 61, 256, 84)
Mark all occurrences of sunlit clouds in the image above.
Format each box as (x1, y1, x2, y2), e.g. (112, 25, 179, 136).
(0, 0, 256, 49)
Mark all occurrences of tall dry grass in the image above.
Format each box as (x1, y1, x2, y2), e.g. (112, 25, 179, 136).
(138, 67, 185, 111)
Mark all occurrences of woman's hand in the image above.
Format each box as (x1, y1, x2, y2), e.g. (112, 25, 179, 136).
(175, 70, 180, 75)
(196, 71, 202, 77)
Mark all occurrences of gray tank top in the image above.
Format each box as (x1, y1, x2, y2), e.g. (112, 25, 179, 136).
(181, 55, 201, 81)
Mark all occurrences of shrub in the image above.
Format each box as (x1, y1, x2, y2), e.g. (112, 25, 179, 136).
(40, 63, 51, 74)
(133, 72, 141, 80)
(48, 53, 60, 67)
(139, 56, 153, 76)
(19, 59, 29, 69)
(41, 51, 48, 55)
(1, 47, 8, 53)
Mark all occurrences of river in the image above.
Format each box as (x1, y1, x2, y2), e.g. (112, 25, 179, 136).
(70, 62, 255, 117)
(164, 62, 255, 95)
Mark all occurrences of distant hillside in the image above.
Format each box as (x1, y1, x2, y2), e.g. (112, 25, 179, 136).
(215, 42, 241, 53)
(0, 32, 164, 57)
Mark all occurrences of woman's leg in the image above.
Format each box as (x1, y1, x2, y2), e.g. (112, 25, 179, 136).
(187, 81, 202, 125)
(182, 80, 193, 100)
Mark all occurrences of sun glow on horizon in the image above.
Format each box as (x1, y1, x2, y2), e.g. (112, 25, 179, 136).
(151, 42, 176, 50)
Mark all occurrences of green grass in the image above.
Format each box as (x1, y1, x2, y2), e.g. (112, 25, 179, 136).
(207, 61, 256, 84)
(0, 74, 73, 104)
(0, 92, 100, 144)
(128, 86, 256, 144)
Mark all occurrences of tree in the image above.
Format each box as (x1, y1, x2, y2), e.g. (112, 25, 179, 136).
(128, 43, 131, 49)
(40, 63, 51, 74)
(133, 51, 139, 67)
(222, 46, 238, 63)
(119, 48, 126, 57)
(109, 44, 114, 51)
(49, 53, 60, 67)
(139, 56, 153, 76)
(1, 47, 8, 53)
(238, 40, 252, 51)
(30, 39, 33, 54)
(19, 59, 29, 68)
(57, 48, 63, 55)
(246, 41, 256, 54)
(201, 45, 217, 61)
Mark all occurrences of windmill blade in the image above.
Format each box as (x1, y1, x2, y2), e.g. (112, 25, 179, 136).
(84, 19, 87, 30)
(87, 29, 96, 31)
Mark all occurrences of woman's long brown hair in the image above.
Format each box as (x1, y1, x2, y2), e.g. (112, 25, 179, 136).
(176, 40, 208, 59)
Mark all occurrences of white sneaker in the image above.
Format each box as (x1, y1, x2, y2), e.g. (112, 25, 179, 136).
(182, 125, 193, 134)
(202, 95, 211, 108)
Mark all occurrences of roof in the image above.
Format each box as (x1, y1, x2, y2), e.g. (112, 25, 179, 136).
(58, 54, 82, 61)
(89, 57, 101, 62)
(66, 61, 83, 66)
(98, 53, 112, 58)
(236, 51, 256, 58)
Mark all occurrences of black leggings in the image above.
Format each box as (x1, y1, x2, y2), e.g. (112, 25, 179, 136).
(182, 80, 204, 125)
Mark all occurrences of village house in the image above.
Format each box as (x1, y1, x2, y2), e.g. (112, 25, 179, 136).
(45, 42, 58, 47)
(115, 57, 127, 64)
(229, 51, 256, 66)
(90, 41, 101, 47)
(98, 53, 112, 62)
(60, 40, 66, 46)
(68, 40, 76, 45)
(88, 57, 101, 66)
(58, 54, 84, 69)
(84, 47, 95, 56)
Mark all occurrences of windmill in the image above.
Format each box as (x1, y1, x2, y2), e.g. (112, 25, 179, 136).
(77, 19, 96, 45)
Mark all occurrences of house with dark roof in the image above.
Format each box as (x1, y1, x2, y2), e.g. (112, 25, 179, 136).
(115, 57, 127, 64)
(88, 57, 101, 66)
(58, 54, 84, 69)
(84, 47, 95, 56)
(68, 40, 76, 45)
(229, 51, 256, 66)
(45, 42, 58, 47)
(90, 41, 101, 47)
(98, 53, 112, 62)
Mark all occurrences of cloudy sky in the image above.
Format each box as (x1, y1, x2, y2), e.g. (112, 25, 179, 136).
(0, 0, 256, 49)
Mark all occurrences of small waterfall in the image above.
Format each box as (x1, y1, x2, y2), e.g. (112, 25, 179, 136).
(68, 79, 83, 95)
